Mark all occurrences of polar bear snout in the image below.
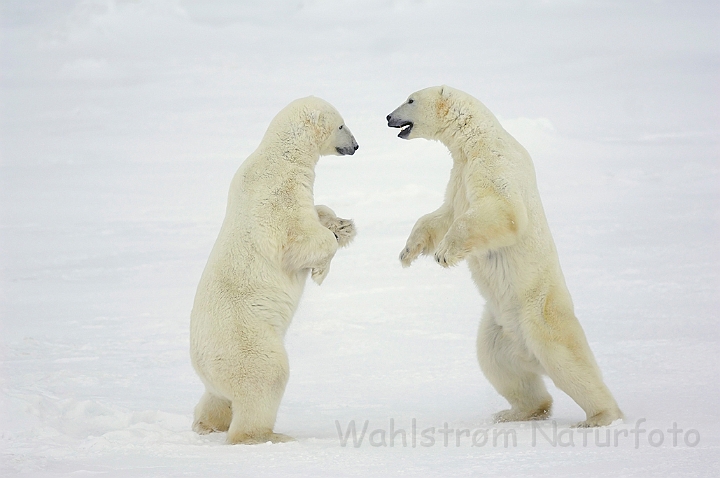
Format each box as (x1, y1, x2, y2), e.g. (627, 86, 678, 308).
(336, 138, 359, 156)
(335, 127, 360, 156)
(327, 123, 359, 156)
(386, 112, 414, 139)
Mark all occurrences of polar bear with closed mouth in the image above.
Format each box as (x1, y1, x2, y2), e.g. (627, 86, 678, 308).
(190, 96, 358, 444)
(387, 85, 622, 427)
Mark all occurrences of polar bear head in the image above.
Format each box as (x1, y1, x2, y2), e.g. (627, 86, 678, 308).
(319, 117, 359, 157)
(386, 85, 494, 142)
(269, 96, 359, 157)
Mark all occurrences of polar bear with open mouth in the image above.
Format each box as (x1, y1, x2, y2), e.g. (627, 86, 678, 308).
(387, 86, 622, 427)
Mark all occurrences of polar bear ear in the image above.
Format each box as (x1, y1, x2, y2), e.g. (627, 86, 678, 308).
(440, 85, 450, 97)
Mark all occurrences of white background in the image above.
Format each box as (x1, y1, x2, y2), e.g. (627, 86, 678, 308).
(1, 1, 718, 476)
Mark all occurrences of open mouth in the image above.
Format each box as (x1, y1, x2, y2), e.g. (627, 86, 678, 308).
(387, 114, 413, 139)
(396, 121, 413, 139)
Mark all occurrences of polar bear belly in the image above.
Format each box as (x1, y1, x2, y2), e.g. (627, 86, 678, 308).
(468, 251, 521, 326)
(469, 251, 538, 363)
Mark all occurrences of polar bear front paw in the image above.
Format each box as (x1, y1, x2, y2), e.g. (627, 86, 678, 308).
(311, 263, 331, 285)
(316, 205, 356, 248)
(399, 242, 422, 268)
(324, 217, 356, 248)
(434, 238, 464, 268)
(399, 228, 431, 267)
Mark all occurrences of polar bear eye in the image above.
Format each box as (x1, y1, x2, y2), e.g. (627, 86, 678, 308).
(408, 99, 414, 104)
(339, 125, 343, 130)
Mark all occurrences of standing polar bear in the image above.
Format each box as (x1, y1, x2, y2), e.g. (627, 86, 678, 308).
(387, 86, 622, 427)
(190, 97, 358, 444)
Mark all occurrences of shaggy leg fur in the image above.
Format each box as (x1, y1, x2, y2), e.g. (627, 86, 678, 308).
(224, 343, 293, 445)
(528, 330, 623, 427)
(522, 300, 623, 427)
(226, 387, 294, 444)
(477, 311, 553, 422)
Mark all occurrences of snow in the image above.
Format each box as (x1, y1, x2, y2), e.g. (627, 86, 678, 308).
(1, 0, 718, 476)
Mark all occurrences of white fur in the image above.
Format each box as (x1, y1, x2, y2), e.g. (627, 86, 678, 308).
(190, 97, 357, 444)
(388, 86, 622, 427)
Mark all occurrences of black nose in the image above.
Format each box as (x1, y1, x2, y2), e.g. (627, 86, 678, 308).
(354, 144, 359, 151)
(386, 114, 391, 121)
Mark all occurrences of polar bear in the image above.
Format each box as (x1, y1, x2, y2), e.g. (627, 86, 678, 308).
(190, 97, 358, 444)
(387, 86, 622, 427)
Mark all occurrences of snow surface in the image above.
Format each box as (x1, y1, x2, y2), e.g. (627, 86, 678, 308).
(1, 0, 718, 476)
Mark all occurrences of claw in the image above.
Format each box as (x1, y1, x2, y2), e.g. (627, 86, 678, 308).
(434, 252, 450, 267)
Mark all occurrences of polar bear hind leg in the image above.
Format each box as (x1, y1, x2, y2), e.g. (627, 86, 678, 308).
(193, 330, 295, 444)
(477, 310, 553, 422)
(524, 295, 623, 427)
(226, 381, 294, 444)
(224, 344, 294, 445)
(529, 333, 623, 427)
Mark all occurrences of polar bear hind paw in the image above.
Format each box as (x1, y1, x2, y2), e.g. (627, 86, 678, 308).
(228, 432, 295, 445)
(572, 409, 624, 428)
(193, 420, 228, 435)
(493, 403, 552, 423)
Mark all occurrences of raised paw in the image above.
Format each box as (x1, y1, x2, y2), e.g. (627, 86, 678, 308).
(399, 242, 422, 268)
(433, 238, 464, 268)
(399, 228, 431, 267)
(311, 263, 331, 285)
(325, 217, 356, 248)
(316, 205, 356, 248)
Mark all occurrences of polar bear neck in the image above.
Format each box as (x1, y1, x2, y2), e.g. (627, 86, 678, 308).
(439, 118, 500, 162)
(437, 97, 504, 162)
(260, 137, 322, 168)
